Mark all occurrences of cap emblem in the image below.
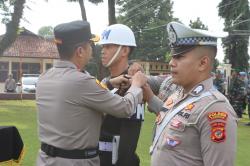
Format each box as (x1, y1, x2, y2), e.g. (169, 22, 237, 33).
(102, 29, 111, 40)
(168, 25, 177, 46)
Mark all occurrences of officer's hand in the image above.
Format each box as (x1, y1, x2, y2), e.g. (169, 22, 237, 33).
(142, 83, 154, 102)
(128, 62, 144, 76)
(131, 71, 147, 88)
(109, 75, 131, 88)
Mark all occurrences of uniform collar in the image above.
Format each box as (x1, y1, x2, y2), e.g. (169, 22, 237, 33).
(172, 77, 213, 107)
(110, 68, 128, 78)
(187, 77, 214, 97)
(54, 60, 77, 69)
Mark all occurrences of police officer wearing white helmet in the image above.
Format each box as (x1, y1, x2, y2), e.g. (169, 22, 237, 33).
(98, 24, 143, 166)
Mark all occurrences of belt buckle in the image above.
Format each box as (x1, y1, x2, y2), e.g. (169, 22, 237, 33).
(85, 149, 97, 157)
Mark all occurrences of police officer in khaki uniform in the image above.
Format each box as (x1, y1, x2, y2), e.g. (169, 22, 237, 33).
(143, 22, 237, 166)
(36, 20, 147, 166)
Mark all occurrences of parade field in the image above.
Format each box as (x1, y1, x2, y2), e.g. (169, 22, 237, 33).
(0, 100, 249, 166)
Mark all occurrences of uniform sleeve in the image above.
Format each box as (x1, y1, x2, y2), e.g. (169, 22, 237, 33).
(147, 75, 167, 95)
(147, 95, 164, 114)
(197, 101, 237, 166)
(78, 77, 143, 118)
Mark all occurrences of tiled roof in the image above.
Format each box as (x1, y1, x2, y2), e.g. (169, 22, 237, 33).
(1, 29, 59, 59)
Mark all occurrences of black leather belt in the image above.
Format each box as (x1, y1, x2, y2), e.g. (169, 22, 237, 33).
(41, 143, 98, 159)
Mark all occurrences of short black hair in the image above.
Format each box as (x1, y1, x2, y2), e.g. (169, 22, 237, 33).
(56, 42, 89, 60)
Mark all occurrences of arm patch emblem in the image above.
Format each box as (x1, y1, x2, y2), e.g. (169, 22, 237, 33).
(207, 112, 228, 121)
(210, 122, 226, 143)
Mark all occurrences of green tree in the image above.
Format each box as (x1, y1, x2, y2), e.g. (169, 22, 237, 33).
(108, 0, 116, 24)
(67, 0, 103, 20)
(189, 17, 208, 30)
(0, 0, 26, 55)
(218, 0, 250, 71)
(38, 26, 53, 38)
(117, 0, 175, 61)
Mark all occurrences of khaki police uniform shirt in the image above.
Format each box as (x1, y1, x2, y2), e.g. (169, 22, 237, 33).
(149, 77, 237, 166)
(36, 60, 143, 166)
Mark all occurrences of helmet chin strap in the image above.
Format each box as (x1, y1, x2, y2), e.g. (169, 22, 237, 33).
(105, 45, 122, 67)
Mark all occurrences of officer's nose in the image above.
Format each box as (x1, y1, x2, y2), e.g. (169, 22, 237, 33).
(169, 57, 176, 68)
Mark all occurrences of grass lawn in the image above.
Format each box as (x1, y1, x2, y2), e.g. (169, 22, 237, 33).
(0, 100, 250, 166)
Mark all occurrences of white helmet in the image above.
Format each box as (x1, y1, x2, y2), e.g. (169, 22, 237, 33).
(99, 24, 136, 47)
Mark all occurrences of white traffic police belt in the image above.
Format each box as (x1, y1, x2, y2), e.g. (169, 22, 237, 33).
(99, 136, 120, 164)
(98, 103, 144, 164)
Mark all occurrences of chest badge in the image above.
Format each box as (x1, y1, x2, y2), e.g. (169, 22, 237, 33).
(170, 119, 183, 129)
(192, 85, 204, 95)
(165, 136, 181, 147)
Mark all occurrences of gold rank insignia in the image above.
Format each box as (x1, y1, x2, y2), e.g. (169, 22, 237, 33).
(155, 112, 166, 125)
(207, 112, 228, 121)
(164, 98, 174, 109)
(185, 103, 194, 111)
(155, 113, 162, 124)
(95, 79, 108, 89)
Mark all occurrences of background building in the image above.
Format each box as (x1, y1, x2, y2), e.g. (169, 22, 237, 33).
(0, 29, 59, 92)
(133, 60, 170, 75)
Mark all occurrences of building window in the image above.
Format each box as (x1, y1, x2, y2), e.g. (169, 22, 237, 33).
(12, 62, 20, 81)
(150, 65, 152, 69)
(161, 65, 163, 70)
(12, 62, 40, 82)
(0, 62, 9, 82)
(46, 63, 52, 70)
(156, 65, 158, 70)
(22, 63, 40, 74)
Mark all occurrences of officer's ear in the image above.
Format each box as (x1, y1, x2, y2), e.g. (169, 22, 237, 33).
(121, 46, 129, 57)
(75, 45, 85, 58)
(196, 47, 213, 72)
(198, 55, 210, 72)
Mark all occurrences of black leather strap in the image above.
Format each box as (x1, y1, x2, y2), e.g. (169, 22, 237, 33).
(41, 143, 98, 159)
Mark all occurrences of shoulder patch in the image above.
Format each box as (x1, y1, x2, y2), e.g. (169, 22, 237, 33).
(96, 79, 107, 89)
(210, 89, 227, 100)
(207, 112, 228, 121)
(210, 122, 226, 143)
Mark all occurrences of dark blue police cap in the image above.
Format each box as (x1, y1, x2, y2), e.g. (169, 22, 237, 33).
(54, 20, 99, 46)
(166, 22, 227, 56)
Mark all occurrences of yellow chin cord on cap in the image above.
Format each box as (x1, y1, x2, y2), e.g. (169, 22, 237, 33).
(104, 45, 122, 67)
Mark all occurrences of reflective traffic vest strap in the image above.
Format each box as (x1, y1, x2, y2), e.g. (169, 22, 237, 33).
(150, 91, 212, 154)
